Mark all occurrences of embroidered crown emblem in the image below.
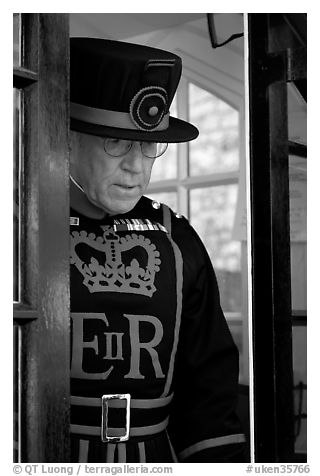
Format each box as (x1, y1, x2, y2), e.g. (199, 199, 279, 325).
(70, 226, 161, 297)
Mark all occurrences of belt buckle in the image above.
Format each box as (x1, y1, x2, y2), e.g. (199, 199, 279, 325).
(101, 394, 131, 443)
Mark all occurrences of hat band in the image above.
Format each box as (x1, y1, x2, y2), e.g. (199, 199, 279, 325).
(70, 102, 169, 132)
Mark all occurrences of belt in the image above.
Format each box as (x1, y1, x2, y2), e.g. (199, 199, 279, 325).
(70, 393, 173, 443)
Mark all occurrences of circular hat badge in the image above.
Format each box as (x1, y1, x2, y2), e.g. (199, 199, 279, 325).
(130, 86, 168, 131)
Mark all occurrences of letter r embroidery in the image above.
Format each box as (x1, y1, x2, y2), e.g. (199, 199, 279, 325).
(124, 314, 165, 379)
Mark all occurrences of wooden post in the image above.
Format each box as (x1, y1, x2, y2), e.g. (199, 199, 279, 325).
(16, 14, 70, 462)
(247, 13, 295, 462)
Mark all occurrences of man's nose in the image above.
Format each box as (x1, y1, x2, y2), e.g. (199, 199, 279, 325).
(121, 142, 144, 173)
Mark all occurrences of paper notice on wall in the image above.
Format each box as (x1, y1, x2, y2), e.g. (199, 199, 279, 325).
(232, 154, 307, 242)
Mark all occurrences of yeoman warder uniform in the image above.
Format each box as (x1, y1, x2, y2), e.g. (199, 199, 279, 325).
(69, 38, 246, 463)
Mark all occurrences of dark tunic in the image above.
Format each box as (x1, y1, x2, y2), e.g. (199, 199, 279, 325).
(70, 196, 245, 462)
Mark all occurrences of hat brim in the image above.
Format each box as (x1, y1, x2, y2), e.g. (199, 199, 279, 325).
(70, 116, 199, 143)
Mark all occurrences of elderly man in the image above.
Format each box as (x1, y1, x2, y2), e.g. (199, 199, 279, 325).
(69, 37, 246, 463)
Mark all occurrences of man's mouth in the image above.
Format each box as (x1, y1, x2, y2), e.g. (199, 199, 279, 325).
(112, 183, 141, 197)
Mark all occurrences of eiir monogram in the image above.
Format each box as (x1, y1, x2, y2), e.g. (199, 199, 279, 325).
(71, 312, 165, 380)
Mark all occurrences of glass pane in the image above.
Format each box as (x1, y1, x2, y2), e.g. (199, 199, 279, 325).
(289, 155, 307, 312)
(145, 192, 177, 212)
(149, 143, 177, 182)
(189, 83, 239, 175)
(13, 13, 21, 67)
(190, 185, 241, 312)
(13, 88, 21, 302)
(289, 154, 307, 457)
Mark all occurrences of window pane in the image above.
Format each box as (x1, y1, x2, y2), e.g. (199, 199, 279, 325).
(190, 185, 241, 312)
(149, 143, 177, 182)
(145, 192, 178, 212)
(289, 155, 307, 312)
(289, 154, 307, 456)
(189, 83, 239, 175)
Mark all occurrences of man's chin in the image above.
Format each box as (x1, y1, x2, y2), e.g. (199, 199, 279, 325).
(91, 196, 140, 216)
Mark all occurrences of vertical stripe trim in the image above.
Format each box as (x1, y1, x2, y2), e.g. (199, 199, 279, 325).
(106, 443, 116, 463)
(117, 443, 127, 462)
(78, 439, 89, 462)
(138, 442, 146, 462)
(162, 204, 172, 235)
(161, 205, 183, 397)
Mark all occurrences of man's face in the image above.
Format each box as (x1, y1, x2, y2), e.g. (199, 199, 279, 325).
(70, 131, 156, 215)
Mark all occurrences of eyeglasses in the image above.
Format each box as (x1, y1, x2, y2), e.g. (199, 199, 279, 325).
(103, 138, 168, 159)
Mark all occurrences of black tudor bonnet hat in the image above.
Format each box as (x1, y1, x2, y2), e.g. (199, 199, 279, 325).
(70, 37, 199, 143)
